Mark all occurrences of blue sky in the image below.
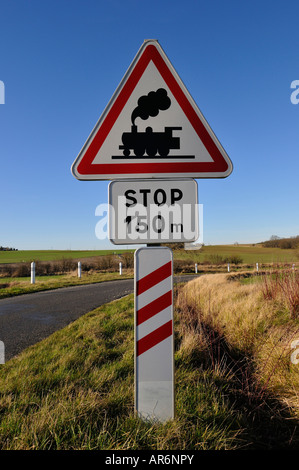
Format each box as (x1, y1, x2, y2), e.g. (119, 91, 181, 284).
(0, 0, 298, 250)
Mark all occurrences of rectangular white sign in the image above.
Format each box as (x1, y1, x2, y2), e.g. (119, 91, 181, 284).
(135, 246, 174, 421)
(108, 178, 198, 244)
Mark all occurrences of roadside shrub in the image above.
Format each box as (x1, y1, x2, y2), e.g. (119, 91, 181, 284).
(59, 258, 77, 273)
(225, 255, 243, 265)
(12, 263, 30, 277)
(173, 260, 194, 273)
(41, 263, 52, 275)
(95, 255, 117, 271)
(202, 254, 243, 266)
(120, 252, 134, 268)
(0, 265, 13, 277)
(207, 254, 225, 265)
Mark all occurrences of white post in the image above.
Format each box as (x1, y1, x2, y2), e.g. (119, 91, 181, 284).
(119, 262, 122, 275)
(227, 263, 230, 272)
(195, 263, 198, 273)
(256, 262, 259, 272)
(0, 341, 4, 364)
(78, 261, 82, 279)
(31, 261, 35, 284)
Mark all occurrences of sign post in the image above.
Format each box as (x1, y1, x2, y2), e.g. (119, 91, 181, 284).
(71, 39, 233, 423)
(135, 246, 174, 421)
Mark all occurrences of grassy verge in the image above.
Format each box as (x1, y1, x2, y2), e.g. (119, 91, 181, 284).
(0, 294, 243, 450)
(0, 271, 134, 299)
(177, 271, 299, 436)
(1, 273, 299, 449)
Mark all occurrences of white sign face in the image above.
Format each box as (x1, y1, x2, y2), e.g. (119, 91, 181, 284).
(134, 246, 174, 422)
(71, 40, 233, 180)
(108, 178, 199, 244)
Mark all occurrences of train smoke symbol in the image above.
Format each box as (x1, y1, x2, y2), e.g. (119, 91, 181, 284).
(131, 88, 171, 125)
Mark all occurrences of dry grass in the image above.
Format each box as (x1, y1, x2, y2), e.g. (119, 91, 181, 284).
(261, 270, 299, 318)
(176, 271, 299, 418)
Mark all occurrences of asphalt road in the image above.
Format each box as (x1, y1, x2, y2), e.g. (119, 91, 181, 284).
(0, 275, 198, 362)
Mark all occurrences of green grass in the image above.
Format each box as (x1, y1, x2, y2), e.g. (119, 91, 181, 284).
(0, 294, 244, 450)
(0, 249, 129, 264)
(1, 245, 298, 265)
(0, 295, 246, 450)
(1, 289, 298, 450)
(174, 244, 298, 264)
(0, 271, 133, 299)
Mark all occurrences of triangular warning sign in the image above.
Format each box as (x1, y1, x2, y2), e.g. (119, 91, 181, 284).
(71, 40, 233, 180)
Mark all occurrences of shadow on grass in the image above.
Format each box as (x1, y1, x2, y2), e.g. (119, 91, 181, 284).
(175, 320, 299, 450)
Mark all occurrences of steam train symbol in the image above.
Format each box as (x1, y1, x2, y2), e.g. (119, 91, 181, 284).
(119, 125, 182, 158)
(112, 88, 194, 160)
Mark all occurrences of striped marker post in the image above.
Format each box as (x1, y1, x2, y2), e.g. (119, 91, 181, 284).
(134, 246, 174, 422)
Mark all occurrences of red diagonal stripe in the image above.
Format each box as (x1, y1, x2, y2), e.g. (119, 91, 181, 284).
(137, 320, 172, 356)
(137, 290, 172, 325)
(136, 261, 172, 296)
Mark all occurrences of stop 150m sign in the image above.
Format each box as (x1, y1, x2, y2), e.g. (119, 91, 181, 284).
(108, 178, 199, 245)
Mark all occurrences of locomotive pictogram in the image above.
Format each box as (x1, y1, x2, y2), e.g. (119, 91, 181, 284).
(112, 88, 194, 159)
(119, 125, 183, 158)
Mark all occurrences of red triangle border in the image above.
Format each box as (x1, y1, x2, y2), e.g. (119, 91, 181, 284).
(76, 43, 230, 177)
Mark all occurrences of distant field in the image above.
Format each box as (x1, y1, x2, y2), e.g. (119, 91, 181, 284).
(175, 244, 298, 264)
(0, 250, 128, 264)
(0, 244, 298, 265)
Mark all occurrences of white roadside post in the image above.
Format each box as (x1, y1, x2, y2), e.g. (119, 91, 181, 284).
(78, 261, 82, 279)
(135, 246, 174, 421)
(31, 262, 35, 284)
(119, 262, 122, 275)
(0, 341, 4, 364)
(195, 263, 198, 274)
(227, 263, 230, 272)
(256, 262, 259, 272)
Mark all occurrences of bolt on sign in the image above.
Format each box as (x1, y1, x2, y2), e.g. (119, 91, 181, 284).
(71, 39, 233, 180)
(108, 178, 199, 244)
(135, 247, 174, 422)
